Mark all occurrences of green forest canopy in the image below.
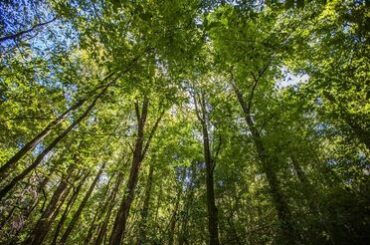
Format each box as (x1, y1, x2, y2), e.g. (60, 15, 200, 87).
(0, 0, 369, 244)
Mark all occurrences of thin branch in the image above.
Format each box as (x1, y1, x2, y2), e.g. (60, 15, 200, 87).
(141, 110, 165, 159)
(0, 17, 57, 44)
(135, 100, 141, 123)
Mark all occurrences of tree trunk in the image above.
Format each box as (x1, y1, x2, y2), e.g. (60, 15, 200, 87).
(194, 92, 220, 245)
(109, 98, 150, 245)
(0, 99, 85, 180)
(178, 163, 197, 245)
(202, 124, 220, 245)
(94, 171, 124, 245)
(0, 72, 116, 180)
(296, 0, 305, 8)
(137, 164, 154, 245)
(168, 169, 185, 245)
(285, 0, 294, 9)
(0, 85, 109, 202)
(24, 166, 74, 245)
(233, 84, 297, 243)
(83, 172, 116, 245)
(59, 162, 106, 244)
(51, 172, 89, 245)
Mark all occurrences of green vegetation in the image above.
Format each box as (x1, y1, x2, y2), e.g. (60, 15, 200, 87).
(0, 0, 369, 244)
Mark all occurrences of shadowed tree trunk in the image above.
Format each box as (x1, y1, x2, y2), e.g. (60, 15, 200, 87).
(23, 165, 75, 245)
(109, 98, 149, 245)
(94, 171, 125, 245)
(178, 163, 197, 245)
(137, 164, 154, 245)
(51, 172, 89, 245)
(193, 91, 220, 245)
(232, 80, 297, 243)
(0, 84, 110, 202)
(0, 72, 116, 181)
(168, 168, 186, 245)
(59, 162, 106, 244)
(109, 98, 163, 245)
(82, 171, 115, 245)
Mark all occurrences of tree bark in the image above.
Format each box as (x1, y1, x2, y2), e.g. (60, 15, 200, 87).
(178, 162, 197, 245)
(59, 162, 106, 244)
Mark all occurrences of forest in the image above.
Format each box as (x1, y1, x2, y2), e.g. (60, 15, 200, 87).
(0, 0, 369, 244)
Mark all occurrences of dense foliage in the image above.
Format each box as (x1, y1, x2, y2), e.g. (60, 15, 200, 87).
(0, 0, 369, 244)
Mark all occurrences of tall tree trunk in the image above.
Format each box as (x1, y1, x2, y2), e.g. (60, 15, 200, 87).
(0, 85, 109, 202)
(194, 92, 220, 245)
(24, 166, 74, 245)
(0, 98, 83, 180)
(233, 84, 297, 243)
(94, 172, 124, 245)
(59, 163, 106, 244)
(109, 98, 149, 245)
(83, 172, 116, 245)
(137, 164, 154, 245)
(168, 170, 185, 245)
(202, 123, 220, 245)
(0, 72, 116, 181)
(178, 163, 197, 245)
(290, 156, 310, 188)
(51, 172, 89, 245)
(109, 98, 165, 245)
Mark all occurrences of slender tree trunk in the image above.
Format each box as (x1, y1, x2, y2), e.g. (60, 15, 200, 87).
(179, 163, 197, 245)
(168, 170, 185, 245)
(59, 162, 106, 244)
(83, 172, 116, 245)
(0, 72, 115, 180)
(202, 124, 220, 245)
(233, 84, 297, 243)
(95, 172, 124, 245)
(0, 85, 109, 202)
(0, 99, 84, 180)
(51, 172, 89, 245)
(137, 164, 154, 245)
(109, 98, 150, 245)
(24, 166, 74, 245)
(5, 168, 55, 242)
(0, 17, 57, 44)
(194, 92, 220, 245)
